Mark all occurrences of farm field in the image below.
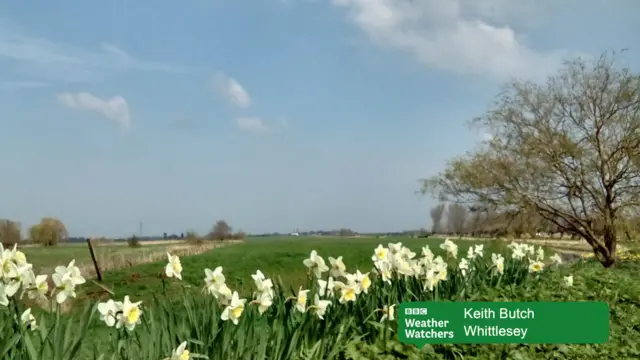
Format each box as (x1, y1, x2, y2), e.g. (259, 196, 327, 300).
(1, 236, 638, 359)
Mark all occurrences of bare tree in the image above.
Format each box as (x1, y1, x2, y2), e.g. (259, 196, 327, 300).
(423, 52, 640, 267)
(429, 204, 446, 233)
(29, 217, 68, 246)
(0, 219, 21, 246)
(209, 220, 232, 240)
(446, 203, 468, 235)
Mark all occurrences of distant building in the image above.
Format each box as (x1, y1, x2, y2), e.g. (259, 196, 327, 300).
(291, 232, 299, 236)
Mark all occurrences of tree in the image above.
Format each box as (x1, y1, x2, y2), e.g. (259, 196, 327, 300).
(423, 52, 640, 268)
(29, 217, 68, 246)
(0, 219, 21, 246)
(429, 203, 446, 233)
(446, 203, 468, 235)
(209, 220, 232, 240)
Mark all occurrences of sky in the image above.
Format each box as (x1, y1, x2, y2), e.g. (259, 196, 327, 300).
(0, 0, 638, 237)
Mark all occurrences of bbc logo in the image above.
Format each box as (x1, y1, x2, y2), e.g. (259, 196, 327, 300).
(404, 307, 428, 315)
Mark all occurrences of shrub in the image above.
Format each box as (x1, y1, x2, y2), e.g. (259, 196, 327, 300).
(127, 235, 141, 248)
(28, 217, 68, 246)
(0, 219, 21, 247)
(185, 231, 204, 245)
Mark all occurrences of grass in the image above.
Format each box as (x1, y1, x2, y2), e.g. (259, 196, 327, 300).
(85, 236, 509, 301)
(2, 236, 639, 360)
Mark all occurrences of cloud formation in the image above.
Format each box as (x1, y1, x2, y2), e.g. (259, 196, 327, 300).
(213, 72, 251, 108)
(0, 26, 192, 82)
(57, 92, 131, 129)
(332, 0, 566, 80)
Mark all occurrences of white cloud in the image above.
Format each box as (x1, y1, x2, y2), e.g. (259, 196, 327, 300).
(213, 72, 251, 108)
(235, 117, 270, 133)
(332, 0, 566, 80)
(57, 92, 131, 129)
(0, 26, 193, 82)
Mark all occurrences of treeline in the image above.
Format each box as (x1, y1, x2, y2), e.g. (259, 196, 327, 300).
(430, 203, 640, 241)
(0, 218, 247, 247)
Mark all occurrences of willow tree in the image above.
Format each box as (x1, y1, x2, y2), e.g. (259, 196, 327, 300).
(423, 52, 640, 268)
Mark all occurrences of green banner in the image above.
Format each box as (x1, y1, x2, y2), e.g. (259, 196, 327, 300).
(398, 301, 609, 345)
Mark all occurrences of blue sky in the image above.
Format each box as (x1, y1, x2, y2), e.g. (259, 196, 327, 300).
(0, 0, 638, 237)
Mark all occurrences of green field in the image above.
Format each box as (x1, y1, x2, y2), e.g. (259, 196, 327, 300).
(1, 236, 639, 360)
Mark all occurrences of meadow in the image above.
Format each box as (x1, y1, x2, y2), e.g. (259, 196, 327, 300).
(1, 236, 639, 360)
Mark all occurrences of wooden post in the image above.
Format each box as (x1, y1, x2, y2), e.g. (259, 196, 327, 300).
(86, 238, 103, 282)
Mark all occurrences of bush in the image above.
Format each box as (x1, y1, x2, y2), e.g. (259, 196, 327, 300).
(185, 231, 204, 245)
(127, 235, 141, 248)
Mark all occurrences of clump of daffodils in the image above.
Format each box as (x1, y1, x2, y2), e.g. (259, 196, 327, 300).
(0, 244, 78, 307)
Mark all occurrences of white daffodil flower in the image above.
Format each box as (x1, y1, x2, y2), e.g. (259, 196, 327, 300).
(491, 253, 505, 275)
(310, 294, 331, 320)
(165, 253, 183, 280)
(372, 245, 389, 262)
(550, 253, 563, 265)
(303, 251, 329, 279)
(528, 260, 545, 273)
(563, 275, 574, 287)
(118, 296, 143, 331)
(380, 304, 395, 322)
(295, 287, 310, 313)
(440, 239, 458, 259)
(220, 291, 246, 325)
(52, 273, 76, 304)
(354, 270, 371, 294)
(171, 341, 191, 360)
(20, 308, 37, 330)
(328, 256, 346, 278)
(97, 299, 121, 327)
(459, 258, 469, 277)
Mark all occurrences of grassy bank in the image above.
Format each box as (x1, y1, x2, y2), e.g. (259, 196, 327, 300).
(1, 237, 638, 360)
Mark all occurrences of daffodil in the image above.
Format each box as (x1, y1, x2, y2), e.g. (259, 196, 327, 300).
(317, 277, 336, 297)
(372, 245, 389, 262)
(375, 261, 393, 284)
(171, 341, 191, 360)
(338, 282, 359, 304)
(117, 296, 142, 331)
(563, 275, 574, 287)
(52, 273, 76, 304)
(355, 270, 371, 293)
(28, 274, 49, 301)
(20, 308, 37, 330)
(10, 245, 27, 266)
(491, 253, 505, 275)
(459, 258, 469, 277)
(54, 260, 86, 285)
(254, 291, 272, 315)
(535, 247, 544, 261)
(97, 299, 121, 327)
(251, 270, 274, 297)
(380, 304, 395, 322)
(295, 287, 310, 313)
(303, 250, 329, 278)
(309, 294, 331, 319)
(473, 244, 484, 258)
(421, 246, 434, 262)
(423, 269, 439, 291)
(440, 239, 458, 258)
(528, 260, 544, 273)
(550, 253, 563, 265)
(220, 291, 246, 325)
(0, 283, 8, 306)
(388, 242, 403, 254)
(165, 253, 183, 280)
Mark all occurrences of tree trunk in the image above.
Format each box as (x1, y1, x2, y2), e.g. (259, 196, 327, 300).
(601, 225, 617, 268)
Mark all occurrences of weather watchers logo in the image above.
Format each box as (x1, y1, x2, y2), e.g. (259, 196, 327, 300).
(399, 301, 609, 345)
